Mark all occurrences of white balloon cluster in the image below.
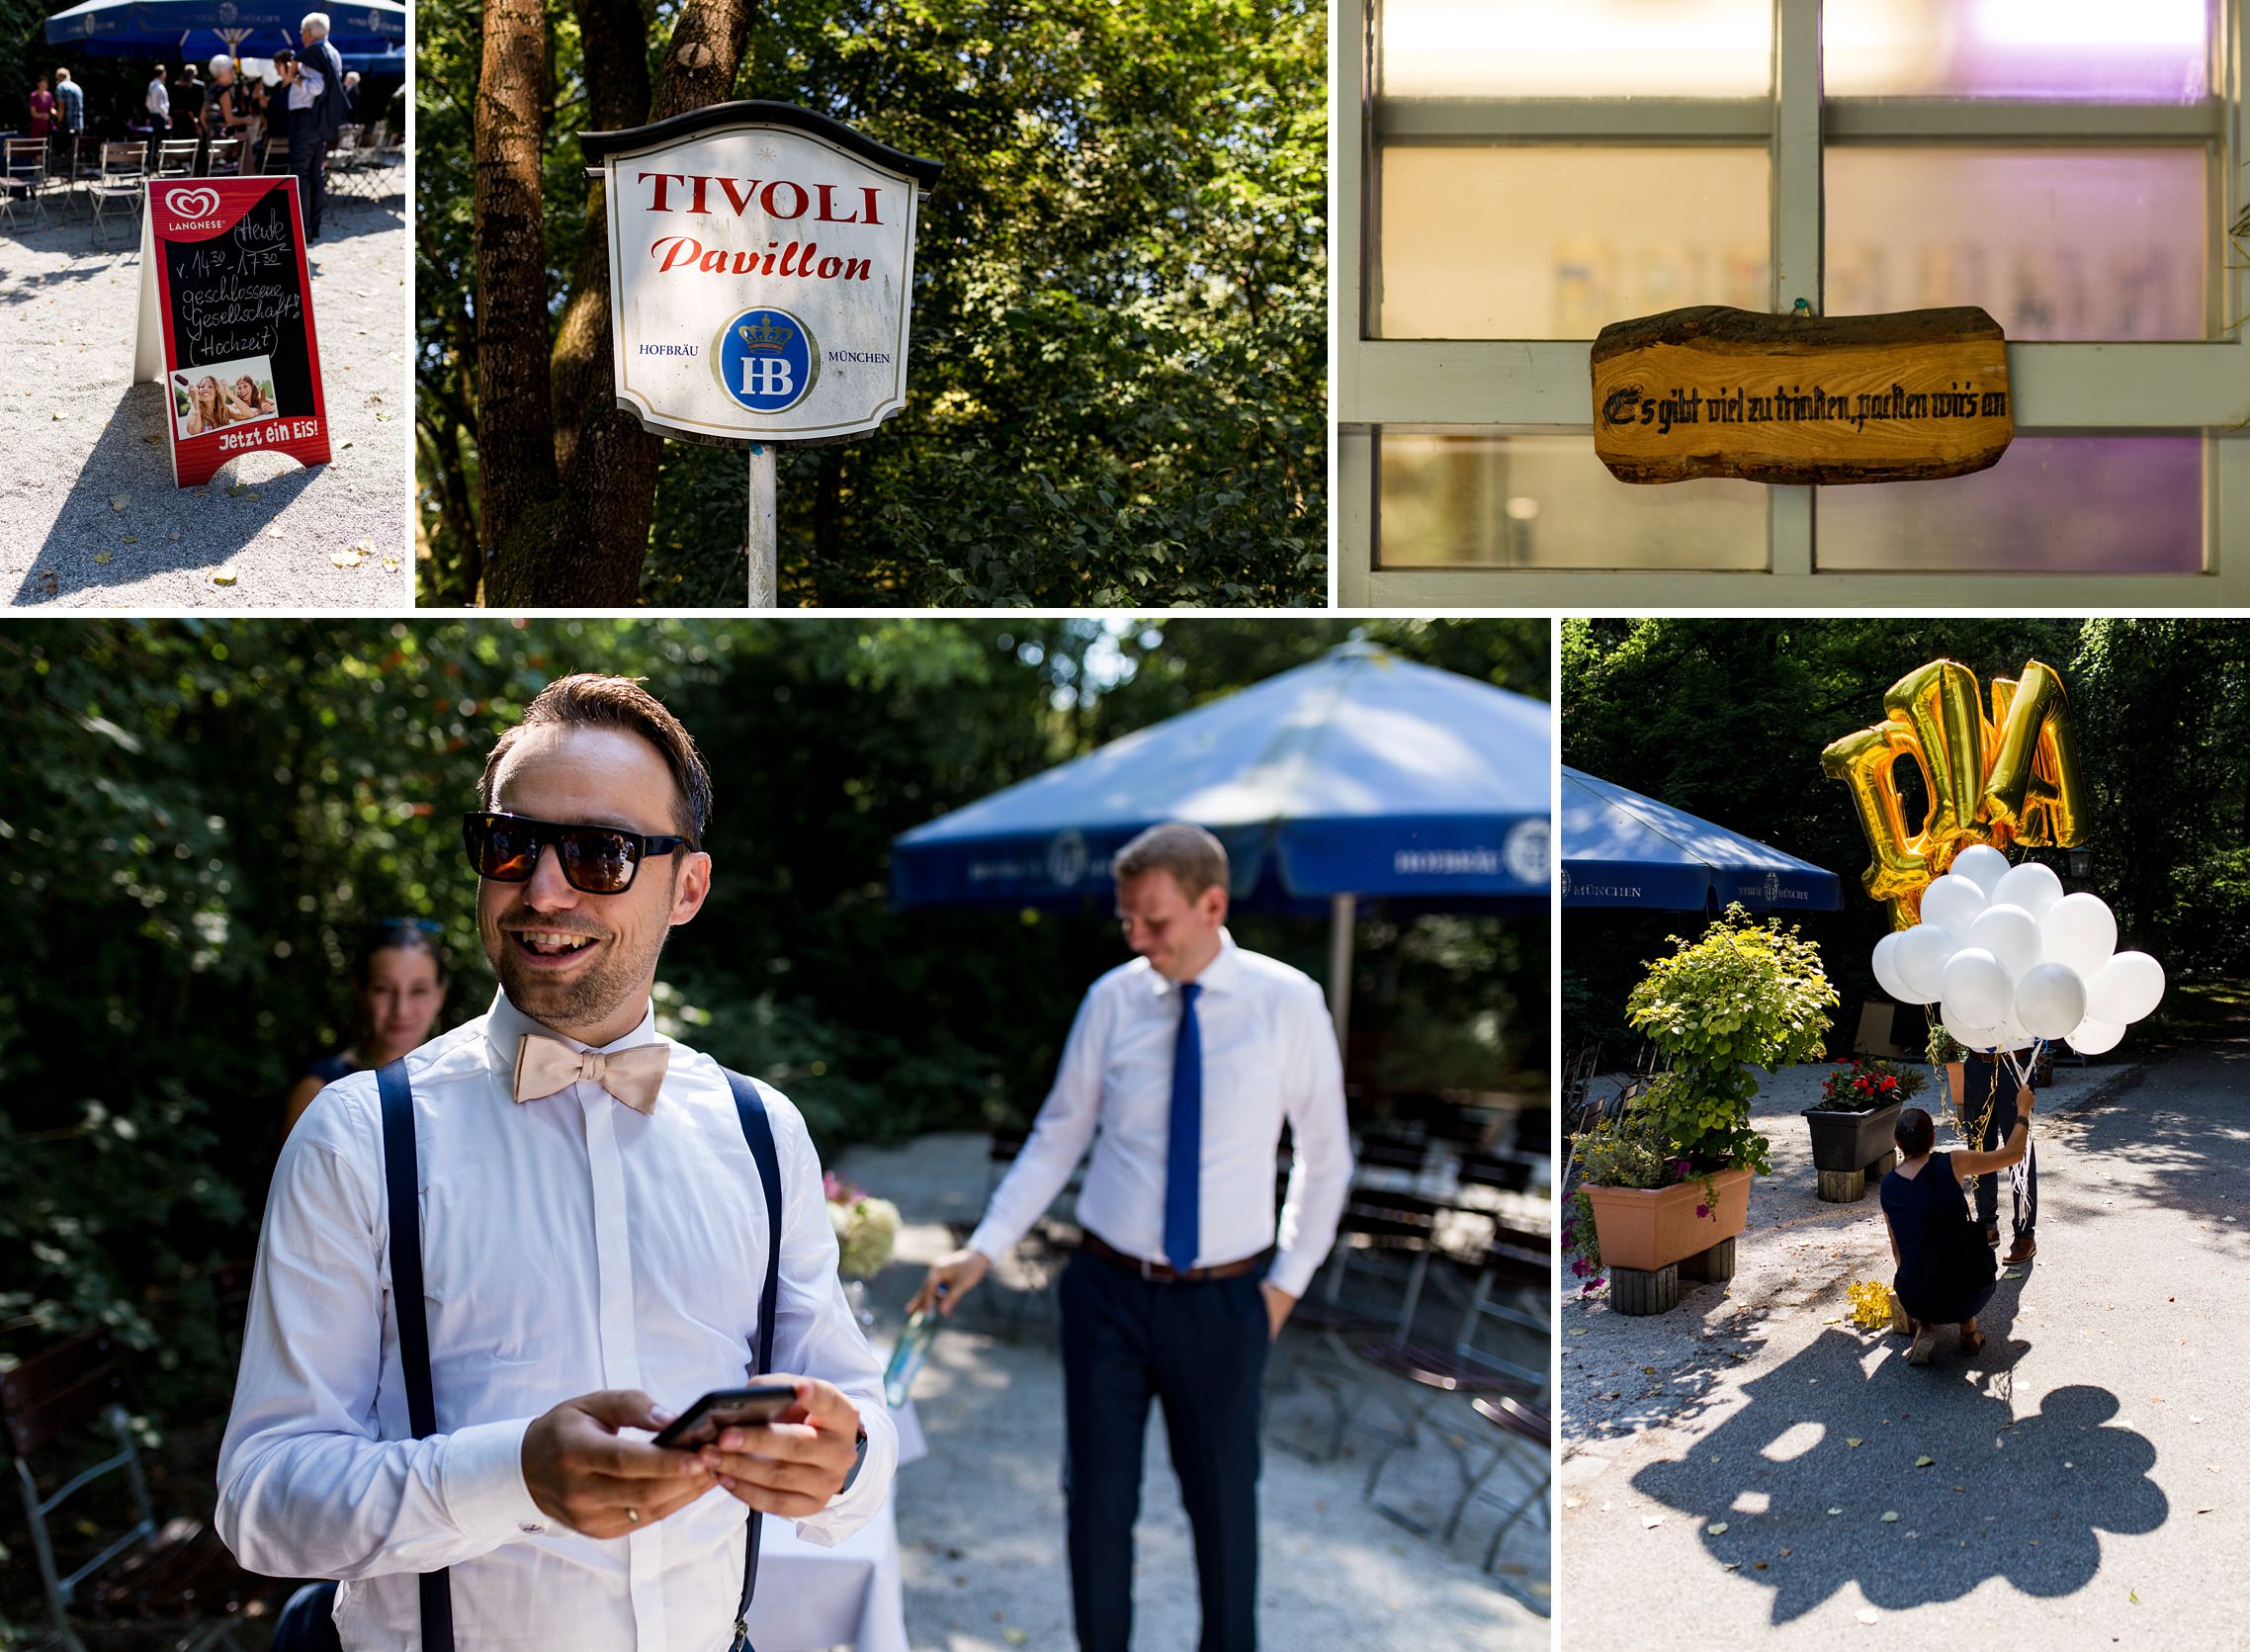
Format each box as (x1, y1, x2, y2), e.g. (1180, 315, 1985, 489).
(1869, 844, 2164, 1056)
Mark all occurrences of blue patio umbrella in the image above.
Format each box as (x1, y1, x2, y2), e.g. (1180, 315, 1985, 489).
(1561, 766, 1841, 913)
(893, 640, 1553, 1035)
(46, 0, 405, 55)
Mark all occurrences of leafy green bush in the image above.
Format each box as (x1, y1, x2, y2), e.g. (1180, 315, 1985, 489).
(1625, 905, 1837, 1174)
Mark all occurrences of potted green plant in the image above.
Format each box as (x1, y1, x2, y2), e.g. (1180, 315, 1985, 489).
(1584, 907, 1837, 1279)
(1927, 1022, 1967, 1112)
(1801, 1057, 1925, 1199)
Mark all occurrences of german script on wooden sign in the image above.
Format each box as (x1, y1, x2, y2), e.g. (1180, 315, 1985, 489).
(1590, 305, 2011, 486)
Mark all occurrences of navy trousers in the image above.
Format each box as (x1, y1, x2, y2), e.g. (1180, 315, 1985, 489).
(1059, 1248, 1270, 1652)
(1963, 1055, 2037, 1238)
(288, 107, 326, 237)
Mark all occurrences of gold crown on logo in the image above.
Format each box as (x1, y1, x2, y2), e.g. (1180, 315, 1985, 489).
(737, 318, 794, 352)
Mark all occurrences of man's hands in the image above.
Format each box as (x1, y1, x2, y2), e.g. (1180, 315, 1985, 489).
(696, 1376, 863, 1520)
(521, 1390, 712, 1540)
(522, 1380, 865, 1537)
(2018, 1087, 2036, 1121)
(908, 1248, 991, 1318)
(1260, 1281, 1297, 1342)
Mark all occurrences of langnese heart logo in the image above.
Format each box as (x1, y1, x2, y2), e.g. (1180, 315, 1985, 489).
(167, 187, 222, 220)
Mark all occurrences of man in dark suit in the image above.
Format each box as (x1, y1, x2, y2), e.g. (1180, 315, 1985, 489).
(286, 13, 347, 239)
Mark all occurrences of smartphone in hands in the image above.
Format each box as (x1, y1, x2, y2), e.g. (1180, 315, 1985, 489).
(650, 1381, 799, 1451)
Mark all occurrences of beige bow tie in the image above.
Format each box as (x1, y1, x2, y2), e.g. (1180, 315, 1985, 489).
(512, 1034, 669, 1114)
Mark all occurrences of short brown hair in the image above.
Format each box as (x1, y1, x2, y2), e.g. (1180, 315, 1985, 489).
(1112, 822, 1228, 898)
(479, 674, 713, 849)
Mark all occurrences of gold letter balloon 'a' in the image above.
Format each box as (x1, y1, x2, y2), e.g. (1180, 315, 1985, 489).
(1820, 657, 2085, 927)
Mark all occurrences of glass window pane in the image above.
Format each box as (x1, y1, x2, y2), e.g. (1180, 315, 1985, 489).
(1826, 148, 2208, 340)
(1378, 146, 1770, 339)
(1380, 0, 1773, 98)
(1826, 0, 2212, 102)
(1817, 437, 2203, 572)
(1378, 434, 1768, 569)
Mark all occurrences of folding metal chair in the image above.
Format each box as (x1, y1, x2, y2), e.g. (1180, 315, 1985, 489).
(1, 138, 49, 229)
(1467, 1395, 1551, 1612)
(153, 137, 201, 179)
(1356, 1233, 1549, 1537)
(204, 136, 244, 178)
(88, 142, 146, 244)
(2, 1330, 279, 1652)
(1270, 1188, 1443, 1461)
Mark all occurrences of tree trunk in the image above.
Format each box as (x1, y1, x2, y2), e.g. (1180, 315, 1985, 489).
(476, 0, 758, 606)
(473, 0, 557, 553)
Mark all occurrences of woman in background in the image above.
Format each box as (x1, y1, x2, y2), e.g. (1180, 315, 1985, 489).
(282, 919, 449, 1141)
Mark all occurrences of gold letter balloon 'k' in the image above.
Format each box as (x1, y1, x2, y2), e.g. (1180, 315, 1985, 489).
(1820, 657, 2085, 928)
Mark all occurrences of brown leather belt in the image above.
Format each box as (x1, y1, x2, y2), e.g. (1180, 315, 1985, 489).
(1082, 1231, 1262, 1284)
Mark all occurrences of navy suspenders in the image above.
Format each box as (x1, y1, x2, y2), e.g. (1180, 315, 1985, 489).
(376, 1059, 783, 1651)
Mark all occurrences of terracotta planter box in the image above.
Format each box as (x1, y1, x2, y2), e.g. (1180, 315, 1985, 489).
(1801, 1099, 1905, 1175)
(1584, 1167, 1754, 1274)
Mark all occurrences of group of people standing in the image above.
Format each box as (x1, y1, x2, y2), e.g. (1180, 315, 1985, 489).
(27, 14, 357, 239)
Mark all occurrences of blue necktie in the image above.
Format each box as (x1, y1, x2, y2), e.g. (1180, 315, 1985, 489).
(1165, 982, 1203, 1270)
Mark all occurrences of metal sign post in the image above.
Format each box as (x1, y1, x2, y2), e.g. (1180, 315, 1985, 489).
(583, 101, 940, 607)
(747, 443, 777, 606)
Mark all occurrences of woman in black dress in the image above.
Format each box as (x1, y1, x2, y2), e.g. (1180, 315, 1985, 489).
(1879, 1093, 2034, 1364)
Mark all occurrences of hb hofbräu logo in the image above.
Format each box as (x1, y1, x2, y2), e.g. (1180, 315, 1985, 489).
(716, 306, 815, 414)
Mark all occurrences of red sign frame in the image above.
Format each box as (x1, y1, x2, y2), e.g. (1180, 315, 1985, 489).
(135, 176, 331, 489)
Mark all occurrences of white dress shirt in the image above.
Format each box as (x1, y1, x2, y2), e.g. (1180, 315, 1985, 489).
(967, 931, 1352, 1298)
(288, 56, 326, 112)
(147, 76, 170, 119)
(217, 991, 898, 1650)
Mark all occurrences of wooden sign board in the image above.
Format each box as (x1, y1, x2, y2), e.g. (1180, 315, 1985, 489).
(134, 177, 330, 489)
(1590, 305, 2011, 486)
(586, 101, 941, 447)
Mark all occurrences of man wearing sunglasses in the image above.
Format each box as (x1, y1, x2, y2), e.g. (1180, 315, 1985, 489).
(218, 674, 896, 1650)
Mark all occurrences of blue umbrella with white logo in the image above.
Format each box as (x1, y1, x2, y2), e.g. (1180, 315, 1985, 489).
(45, 0, 404, 55)
(892, 640, 1552, 1037)
(1561, 765, 1841, 912)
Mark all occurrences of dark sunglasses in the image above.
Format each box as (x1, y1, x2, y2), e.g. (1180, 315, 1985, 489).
(461, 811, 687, 895)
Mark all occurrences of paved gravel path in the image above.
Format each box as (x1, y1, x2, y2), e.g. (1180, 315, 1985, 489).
(833, 1132, 1546, 1652)
(1559, 1047, 2250, 1649)
(1, 194, 409, 608)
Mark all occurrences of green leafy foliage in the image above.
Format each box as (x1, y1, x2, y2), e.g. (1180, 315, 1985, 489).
(416, 0, 1326, 605)
(1625, 906, 1837, 1174)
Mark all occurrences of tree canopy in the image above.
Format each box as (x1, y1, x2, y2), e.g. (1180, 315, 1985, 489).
(415, 0, 1327, 606)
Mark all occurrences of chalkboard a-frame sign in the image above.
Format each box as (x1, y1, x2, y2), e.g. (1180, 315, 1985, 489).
(584, 102, 942, 447)
(134, 176, 331, 489)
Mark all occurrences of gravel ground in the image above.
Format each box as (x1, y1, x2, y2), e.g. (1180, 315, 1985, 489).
(1559, 1048, 2250, 1649)
(832, 1132, 1546, 1652)
(1, 186, 409, 608)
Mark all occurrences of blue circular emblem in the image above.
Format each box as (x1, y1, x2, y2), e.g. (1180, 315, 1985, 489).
(716, 307, 816, 414)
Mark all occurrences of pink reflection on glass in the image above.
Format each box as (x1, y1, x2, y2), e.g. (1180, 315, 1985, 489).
(1827, 0, 2210, 101)
(1819, 437, 2201, 573)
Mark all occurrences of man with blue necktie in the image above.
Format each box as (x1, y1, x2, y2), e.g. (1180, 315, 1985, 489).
(911, 822, 1353, 1652)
